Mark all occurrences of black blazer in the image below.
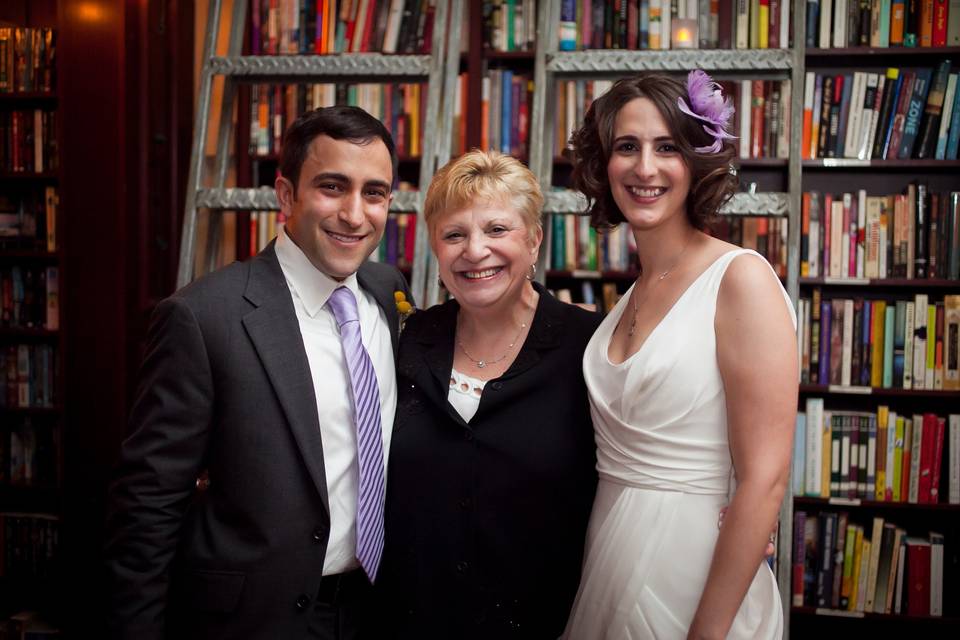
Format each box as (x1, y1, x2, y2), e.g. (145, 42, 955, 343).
(104, 243, 409, 640)
(377, 284, 602, 639)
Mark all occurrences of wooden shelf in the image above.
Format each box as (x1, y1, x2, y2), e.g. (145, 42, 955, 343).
(0, 406, 61, 417)
(802, 159, 960, 170)
(0, 249, 58, 260)
(0, 171, 58, 181)
(482, 49, 535, 60)
(792, 605, 959, 623)
(0, 327, 59, 339)
(794, 496, 960, 512)
(738, 158, 789, 168)
(0, 484, 61, 513)
(0, 91, 57, 101)
(800, 277, 960, 288)
(799, 384, 959, 397)
(805, 45, 960, 59)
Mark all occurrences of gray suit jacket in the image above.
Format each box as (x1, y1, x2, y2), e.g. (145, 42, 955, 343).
(105, 242, 410, 639)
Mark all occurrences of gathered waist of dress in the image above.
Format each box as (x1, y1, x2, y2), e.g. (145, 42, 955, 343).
(596, 469, 732, 497)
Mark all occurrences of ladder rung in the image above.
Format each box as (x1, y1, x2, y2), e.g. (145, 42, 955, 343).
(547, 49, 793, 74)
(543, 190, 789, 216)
(208, 54, 433, 79)
(195, 187, 420, 213)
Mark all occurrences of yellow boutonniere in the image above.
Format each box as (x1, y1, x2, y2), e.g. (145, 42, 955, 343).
(395, 290, 414, 330)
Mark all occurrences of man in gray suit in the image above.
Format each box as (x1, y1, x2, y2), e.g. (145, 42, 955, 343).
(105, 105, 410, 639)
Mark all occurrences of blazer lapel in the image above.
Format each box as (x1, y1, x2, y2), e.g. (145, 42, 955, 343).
(357, 263, 401, 355)
(241, 243, 330, 517)
(410, 302, 469, 427)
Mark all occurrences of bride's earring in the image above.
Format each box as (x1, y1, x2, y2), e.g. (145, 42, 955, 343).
(525, 263, 537, 281)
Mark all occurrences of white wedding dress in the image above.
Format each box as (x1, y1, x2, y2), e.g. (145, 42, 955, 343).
(563, 249, 791, 640)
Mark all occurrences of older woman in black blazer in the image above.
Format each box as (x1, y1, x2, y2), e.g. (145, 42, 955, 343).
(375, 150, 601, 638)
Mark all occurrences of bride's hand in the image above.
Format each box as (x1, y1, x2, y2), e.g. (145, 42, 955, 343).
(718, 506, 776, 558)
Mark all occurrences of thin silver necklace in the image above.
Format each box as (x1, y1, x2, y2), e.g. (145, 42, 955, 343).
(457, 317, 529, 369)
(627, 233, 694, 337)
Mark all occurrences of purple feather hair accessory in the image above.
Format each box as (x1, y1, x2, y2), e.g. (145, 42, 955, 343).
(677, 69, 736, 153)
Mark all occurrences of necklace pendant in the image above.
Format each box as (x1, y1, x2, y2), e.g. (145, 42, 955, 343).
(477, 360, 486, 368)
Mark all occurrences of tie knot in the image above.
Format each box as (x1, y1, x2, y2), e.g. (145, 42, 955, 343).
(327, 286, 360, 326)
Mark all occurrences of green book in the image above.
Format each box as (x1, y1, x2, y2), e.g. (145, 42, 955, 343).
(883, 305, 895, 388)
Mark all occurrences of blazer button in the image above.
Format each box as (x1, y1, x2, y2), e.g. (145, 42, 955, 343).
(296, 594, 310, 610)
(491, 381, 503, 391)
(463, 430, 474, 441)
(312, 527, 324, 542)
(456, 560, 470, 573)
(459, 497, 472, 510)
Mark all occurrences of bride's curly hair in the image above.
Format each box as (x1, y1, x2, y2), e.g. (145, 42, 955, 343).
(566, 73, 738, 231)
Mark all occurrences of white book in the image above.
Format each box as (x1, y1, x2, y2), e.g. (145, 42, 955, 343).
(736, 0, 749, 49)
(856, 73, 879, 160)
(797, 299, 807, 379)
(805, 397, 824, 496)
(661, 0, 671, 50)
(793, 413, 807, 495)
(819, 0, 833, 48)
(930, 532, 944, 616)
(809, 193, 820, 278)
(909, 415, 923, 503)
(913, 294, 928, 387)
(811, 76, 824, 159)
(856, 538, 872, 611)
(844, 72, 866, 159)
(780, 0, 790, 47)
(831, 200, 844, 278)
(864, 517, 885, 611)
(842, 299, 854, 385)
(381, 0, 406, 53)
(949, 415, 960, 504)
(936, 74, 958, 159)
(867, 416, 878, 497)
(739, 79, 751, 159)
(842, 193, 853, 277)
(833, 0, 847, 47)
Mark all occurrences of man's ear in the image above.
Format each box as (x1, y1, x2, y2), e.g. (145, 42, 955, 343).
(275, 175, 295, 214)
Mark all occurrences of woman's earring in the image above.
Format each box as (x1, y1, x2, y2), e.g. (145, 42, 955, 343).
(437, 275, 445, 289)
(526, 263, 537, 281)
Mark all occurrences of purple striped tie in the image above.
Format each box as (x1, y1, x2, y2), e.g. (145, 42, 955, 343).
(327, 286, 385, 583)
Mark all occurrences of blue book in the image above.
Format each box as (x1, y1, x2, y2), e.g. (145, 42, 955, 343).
(934, 74, 958, 159)
(805, 0, 820, 48)
(559, 0, 577, 50)
(897, 67, 933, 159)
(945, 77, 960, 159)
(819, 300, 831, 385)
(893, 301, 906, 388)
(880, 73, 906, 160)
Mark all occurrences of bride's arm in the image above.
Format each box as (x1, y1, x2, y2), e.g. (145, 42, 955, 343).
(687, 254, 798, 640)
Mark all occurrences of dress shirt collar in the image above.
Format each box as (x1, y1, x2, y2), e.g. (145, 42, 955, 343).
(275, 227, 361, 318)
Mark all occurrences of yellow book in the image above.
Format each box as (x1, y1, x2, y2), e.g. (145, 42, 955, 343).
(871, 301, 887, 387)
(758, 1, 770, 48)
(926, 304, 936, 389)
(848, 525, 865, 611)
(945, 295, 960, 391)
(875, 405, 889, 501)
(892, 416, 905, 502)
(841, 523, 857, 604)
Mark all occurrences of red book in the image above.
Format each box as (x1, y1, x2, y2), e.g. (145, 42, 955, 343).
(918, 413, 938, 502)
(905, 538, 931, 615)
(823, 193, 833, 278)
(769, 0, 781, 48)
(932, 0, 947, 46)
(929, 416, 946, 502)
(718, 0, 733, 48)
(404, 212, 416, 265)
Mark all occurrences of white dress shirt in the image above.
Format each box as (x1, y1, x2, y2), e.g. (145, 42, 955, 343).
(275, 229, 397, 575)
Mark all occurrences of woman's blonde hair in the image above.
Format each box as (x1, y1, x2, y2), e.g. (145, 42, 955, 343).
(423, 150, 544, 239)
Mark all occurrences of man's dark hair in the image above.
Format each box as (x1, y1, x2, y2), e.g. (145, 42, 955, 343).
(279, 105, 399, 191)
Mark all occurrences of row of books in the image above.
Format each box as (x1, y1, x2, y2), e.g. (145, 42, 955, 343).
(480, 69, 533, 158)
(0, 345, 55, 410)
(0, 188, 57, 252)
(0, 109, 58, 174)
(0, 266, 58, 331)
(801, 61, 960, 161)
(806, 0, 960, 49)
(552, 279, 624, 313)
(249, 0, 436, 55)
(796, 292, 960, 389)
(372, 212, 417, 268)
(792, 511, 946, 617)
(559, 0, 792, 50)
(553, 78, 791, 159)
(0, 28, 55, 94)
(799, 188, 960, 280)
(244, 212, 285, 259)
(249, 82, 426, 159)
(795, 399, 959, 502)
(549, 215, 637, 272)
(0, 420, 58, 488)
(483, 0, 537, 52)
(712, 215, 789, 277)
(0, 513, 59, 580)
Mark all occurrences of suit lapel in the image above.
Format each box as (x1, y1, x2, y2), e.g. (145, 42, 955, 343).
(357, 263, 401, 355)
(241, 243, 330, 517)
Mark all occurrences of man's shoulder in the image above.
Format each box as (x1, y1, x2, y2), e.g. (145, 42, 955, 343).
(170, 259, 252, 307)
(358, 260, 407, 288)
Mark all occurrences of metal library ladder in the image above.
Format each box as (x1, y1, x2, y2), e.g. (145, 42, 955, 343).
(527, 1, 806, 634)
(176, 0, 464, 308)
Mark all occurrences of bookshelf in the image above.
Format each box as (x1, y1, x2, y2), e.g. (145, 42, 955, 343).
(0, 16, 63, 632)
(791, 0, 960, 632)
